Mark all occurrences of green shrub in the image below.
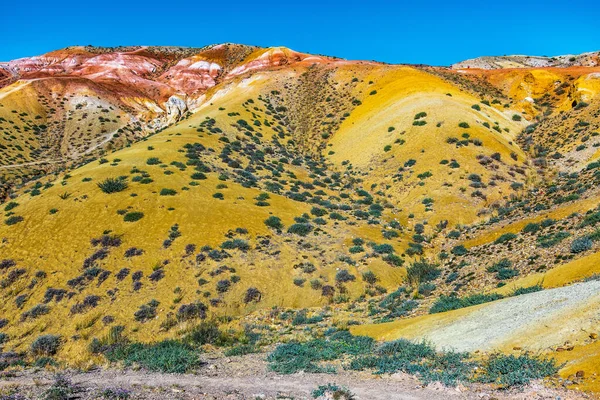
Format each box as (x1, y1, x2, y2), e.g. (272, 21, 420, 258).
(160, 188, 177, 196)
(478, 353, 559, 388)
(510, 284, 543, 296)
(267, 332, 374, 374)
(430, 293, 503, 314)
(451, 245, 468, 256)
(571, 237, 593, 253)
(406, 259, 440, 286)
(224, 344, 257, 357)
(190, 172, 207, 180)
(5, 215, 23, 226)
(31, 334, 61, 356)
(521, 223, 540, 234)
(288, 223, 313, 236)
(537, 231, 570, 248)
(3, 201, 18, 212)
(312, 384, 355, 399)
(349, 339, 473, 386)
(98, 178, 128, 194)
(494, 233, 517, 245)
(335, 270, 356, 283)
(123, 212, 144, 222)
(146, 157, 161, 165)
(264, 216, 283, 230)
(104, 340, 200, 373)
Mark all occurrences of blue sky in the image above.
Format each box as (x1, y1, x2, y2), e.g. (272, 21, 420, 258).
(2, 0, 599, 65)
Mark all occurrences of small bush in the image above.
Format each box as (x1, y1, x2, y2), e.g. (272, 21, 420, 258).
(5, 216, 24, 226)
(430, 293, 503, 314)
(146, 157, 161, 165)
(98, 178, 128, 194)
(407, 259, 440, 286)
(335, 270, 356, 283)
(521, 223, 540, 234)
(104, 340, 200, 373)
(478, 353, 559, 388)
(160, 188, 177, 196)
(264, 216, 283, 230)
(312, 383, 356, 399)
(288, 223, 313, 236)
(571, 237, 593, 253)
(102, 388, 131, 400)
(123, 212, 144, 222)
(494, 233, 517, 245)
(244, 287, 262, 303)
(31, 334, 61, 356)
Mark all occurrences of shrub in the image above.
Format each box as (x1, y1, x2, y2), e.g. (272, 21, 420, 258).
(383, 254, 404, 267)
(451, 245, 468, 256)
(146, 157, 161, 165)
(571, 237, 593, 253)
(312, 384, 355, 399)
(184, 321, 226, 346)
(104, 340, 200, 373)
(42, 374, 79, 400)
(190, 172, 207, 180)
(123, 212, 144, 222)
(496, 268, 519, 280)
(348, 338, 473, 386)
(311, 207, 327, 217)
(216, 280, 231, 293)
(335, 270, 356, 283)
(5, 216, 23, 226)
(349, 245, 364, 254)
(478, 353, 559, 388)
(521, 223, 540, 234)
(21, 304, 50, 321)
(224, 344, 258, 357)
(160, 188, 177, 196)
(3, 201, 18, 212)
(177, 302, 207, 321)
(264, 216, 283, 230)
(244, 287, 262, 303)
(406, 259, 440, 286)
(102, 388, 131, 399)
(362, 271, 377, 285)
(267, 332, 374, 374)
(220, 239, 250, 251)
(98, 178, 128, 194)
(124, 248, 143, 258)
(494, 233, 517, 245)
(30, 334, 61, 356)
(0, 259, 16, 270)
(430, 293, 503, 314)
(372, 243, 394, 254)
(287, 223, 313, 236)
(134, 301, 158, 322)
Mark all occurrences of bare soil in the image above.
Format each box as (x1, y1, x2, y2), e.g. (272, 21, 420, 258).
(0, 353, 592, 399)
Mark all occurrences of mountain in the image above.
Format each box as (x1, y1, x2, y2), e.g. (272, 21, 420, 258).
(1, 45, 600, 396)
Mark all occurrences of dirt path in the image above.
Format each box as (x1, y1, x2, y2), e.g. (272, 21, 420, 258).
(0, 356, 589, 400)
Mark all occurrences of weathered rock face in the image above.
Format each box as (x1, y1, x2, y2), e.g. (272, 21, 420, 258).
(0, 44, 338, 118)
(164, 95, 188, 124)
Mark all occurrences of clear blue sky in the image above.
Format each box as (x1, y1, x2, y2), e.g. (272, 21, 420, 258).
(2, 0, 599, 65)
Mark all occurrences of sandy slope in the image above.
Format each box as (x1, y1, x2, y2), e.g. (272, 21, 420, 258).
(353, 280, 600, 352)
